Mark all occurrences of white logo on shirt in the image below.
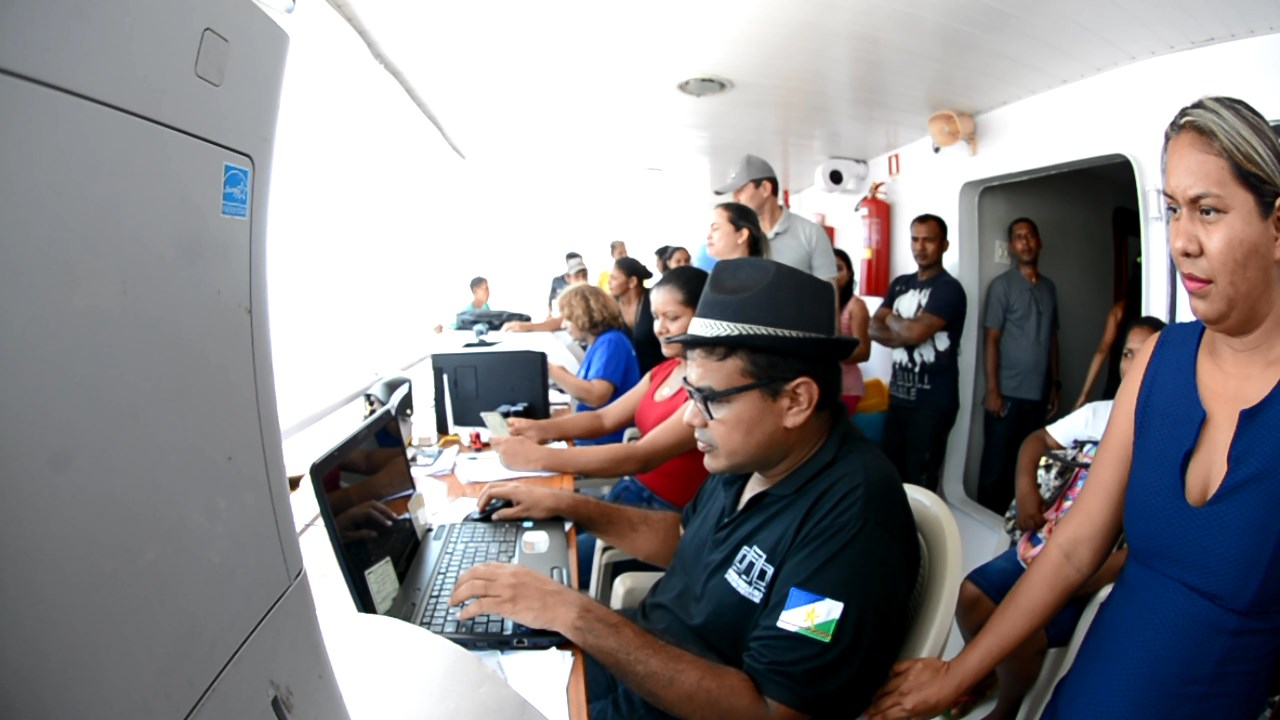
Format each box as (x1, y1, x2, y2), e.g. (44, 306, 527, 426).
(891, 287, 951, 376)
(725, 545, 774, 603)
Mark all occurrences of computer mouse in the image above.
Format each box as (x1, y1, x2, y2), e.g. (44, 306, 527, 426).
(466, 497, 515, 522)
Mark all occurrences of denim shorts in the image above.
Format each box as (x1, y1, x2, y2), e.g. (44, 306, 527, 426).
(966, 547, 1088, 648)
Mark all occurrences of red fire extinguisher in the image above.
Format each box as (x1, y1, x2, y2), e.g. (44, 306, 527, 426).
(856, 182, 890, 297)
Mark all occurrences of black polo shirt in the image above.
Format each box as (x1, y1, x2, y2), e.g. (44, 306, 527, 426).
(632, 420, 919, 717)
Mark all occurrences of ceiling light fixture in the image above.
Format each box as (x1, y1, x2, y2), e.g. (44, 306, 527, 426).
(677, 77, 733, 98)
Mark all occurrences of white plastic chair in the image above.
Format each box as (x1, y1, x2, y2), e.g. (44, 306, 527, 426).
(898, 485, 965, 660)
(1014, 583, 1114, 720)
(588, 539, 664, 609)
(594, 485, 965, 641)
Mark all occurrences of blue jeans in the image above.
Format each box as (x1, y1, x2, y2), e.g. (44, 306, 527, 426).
(577, 477, 678, 588)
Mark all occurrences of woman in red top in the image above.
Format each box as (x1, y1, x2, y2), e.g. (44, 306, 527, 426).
(492, 266, 710, 510)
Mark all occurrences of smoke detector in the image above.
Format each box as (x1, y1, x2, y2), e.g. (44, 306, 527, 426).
(677, 77, 733, 98)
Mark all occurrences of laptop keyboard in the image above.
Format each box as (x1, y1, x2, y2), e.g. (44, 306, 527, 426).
(420, 523, 519, 635)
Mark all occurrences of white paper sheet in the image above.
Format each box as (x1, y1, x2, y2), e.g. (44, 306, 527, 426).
(453, 452, 560, 484)
(409, 444, 460, 477)
(429, 496, 480, 526)
(498, 648, 575, 720)
(471, 649, 507, 681)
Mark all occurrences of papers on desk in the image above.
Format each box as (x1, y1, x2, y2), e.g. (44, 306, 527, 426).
(429, 496, 479, 525)
(453, 449, 564, 484)
(410, 444, 460, 478)
(473, 648, 575, 720)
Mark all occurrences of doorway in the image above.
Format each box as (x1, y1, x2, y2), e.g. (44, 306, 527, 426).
(953, 155, 1141, 506)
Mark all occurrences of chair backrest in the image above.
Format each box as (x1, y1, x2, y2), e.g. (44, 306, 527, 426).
(898, 485, 964, 660)
(593, 486, 964, 659)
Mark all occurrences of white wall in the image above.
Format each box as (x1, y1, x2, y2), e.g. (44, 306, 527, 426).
(266, 1, 468, 431)
(265, 4, 717, 432)
(795, 33, 1280, 513)
(455, 160, 715, 318)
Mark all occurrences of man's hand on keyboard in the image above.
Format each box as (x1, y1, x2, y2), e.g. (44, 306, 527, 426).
(450, 562, 579, 631)
(475, 483, 567, 522)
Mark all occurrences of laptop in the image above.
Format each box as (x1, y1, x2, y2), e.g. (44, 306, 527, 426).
(309, 405, 570, 649)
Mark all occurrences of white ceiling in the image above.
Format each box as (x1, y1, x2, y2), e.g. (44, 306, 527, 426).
(332, 0, 1280, 191)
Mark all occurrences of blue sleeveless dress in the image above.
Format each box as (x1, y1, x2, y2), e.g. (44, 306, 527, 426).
(1044, 322, 1280, 719)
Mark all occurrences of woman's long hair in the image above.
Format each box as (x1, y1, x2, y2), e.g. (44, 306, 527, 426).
(832, 247, 855, 310)
(716, 202, 770, 258)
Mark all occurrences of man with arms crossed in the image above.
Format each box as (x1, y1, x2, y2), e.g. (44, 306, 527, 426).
(870, 214, 967, 492)
(452, 258, 919, 719)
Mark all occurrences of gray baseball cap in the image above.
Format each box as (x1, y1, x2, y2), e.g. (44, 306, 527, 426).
(714, 154, 777, 195)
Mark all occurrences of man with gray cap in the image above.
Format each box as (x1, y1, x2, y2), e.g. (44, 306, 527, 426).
(714, 154, 840, 284)
(451, 258, 918, 719)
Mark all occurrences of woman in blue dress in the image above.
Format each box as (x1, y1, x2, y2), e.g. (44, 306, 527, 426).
(869, 96, 1280, 719)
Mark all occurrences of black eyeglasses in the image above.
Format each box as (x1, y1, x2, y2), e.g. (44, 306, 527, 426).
(681, 377, 784, 421)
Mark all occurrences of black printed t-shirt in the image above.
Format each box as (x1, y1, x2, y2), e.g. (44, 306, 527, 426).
(877, 269, 967, 409)
(632, 421, 920, 717)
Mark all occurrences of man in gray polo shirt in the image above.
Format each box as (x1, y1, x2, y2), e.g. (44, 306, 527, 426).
(977, 217, 1060, 513)
(714, 154, 839, 283)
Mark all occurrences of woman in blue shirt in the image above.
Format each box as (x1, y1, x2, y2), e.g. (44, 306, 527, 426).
(552, 284, 640, 445)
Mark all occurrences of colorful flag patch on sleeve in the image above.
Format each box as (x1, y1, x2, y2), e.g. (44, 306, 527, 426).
(776, 587, 844, 643)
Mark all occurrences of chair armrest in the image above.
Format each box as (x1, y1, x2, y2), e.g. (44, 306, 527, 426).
(589, 545, 636, 602)
(609, 572, 663, 610)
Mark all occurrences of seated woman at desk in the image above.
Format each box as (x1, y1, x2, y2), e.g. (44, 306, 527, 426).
(609, 257, 664, 375)
(494, 267, 710, 574)
(548, 284, 641, 445)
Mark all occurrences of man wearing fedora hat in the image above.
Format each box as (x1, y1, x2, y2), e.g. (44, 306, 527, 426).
(714, 153, 840, 285)
(451, 258, 919, 719)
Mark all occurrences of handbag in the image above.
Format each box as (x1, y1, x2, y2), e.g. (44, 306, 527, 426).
(1003, 441, 1098, 542)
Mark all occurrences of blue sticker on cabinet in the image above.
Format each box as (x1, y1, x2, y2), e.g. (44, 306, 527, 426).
(222, 162, 251, 218)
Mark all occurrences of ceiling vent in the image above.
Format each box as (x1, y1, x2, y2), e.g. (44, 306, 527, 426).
(677, 77, 733, 98)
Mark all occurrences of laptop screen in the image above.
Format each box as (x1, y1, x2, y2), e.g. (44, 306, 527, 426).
(309, 406, 421, 614)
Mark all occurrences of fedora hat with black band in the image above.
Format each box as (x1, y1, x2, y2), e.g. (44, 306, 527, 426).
(666, 257, 858, 360)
